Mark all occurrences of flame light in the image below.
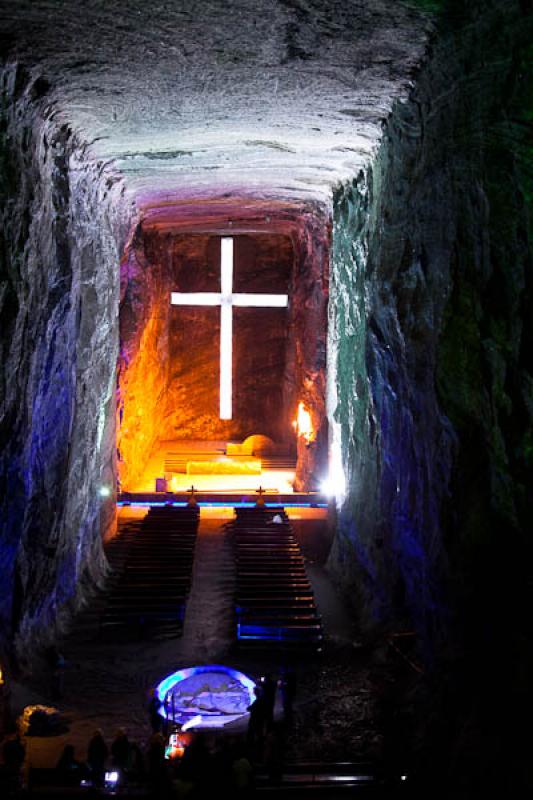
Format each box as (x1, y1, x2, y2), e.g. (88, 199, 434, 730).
(293, 402, 314, 444)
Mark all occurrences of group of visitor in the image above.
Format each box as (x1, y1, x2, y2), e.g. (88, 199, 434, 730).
(55, 728, 258, 796)
(0, 667, 298, 797)
(54, 727, 164, 788)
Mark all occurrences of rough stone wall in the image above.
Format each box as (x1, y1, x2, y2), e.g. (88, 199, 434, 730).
(291, 207, 331, 490)
(0, 63, 130, 665)
(328, 0, 533, 660)
(116, 226, 169, 491)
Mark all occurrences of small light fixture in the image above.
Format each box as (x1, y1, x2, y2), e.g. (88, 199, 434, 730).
(99, 486, 111, 498)
(104, 771, 119, 788)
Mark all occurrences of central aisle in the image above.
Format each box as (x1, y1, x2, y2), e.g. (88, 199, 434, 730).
(180, 513, 236, 661)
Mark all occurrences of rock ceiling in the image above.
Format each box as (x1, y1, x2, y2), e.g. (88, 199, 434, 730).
(1, 0, 430, 203)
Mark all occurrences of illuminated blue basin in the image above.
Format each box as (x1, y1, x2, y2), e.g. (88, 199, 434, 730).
(155, 665, 256, 730)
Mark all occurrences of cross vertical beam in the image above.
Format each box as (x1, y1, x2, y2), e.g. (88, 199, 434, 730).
(219, 237, 233, 419)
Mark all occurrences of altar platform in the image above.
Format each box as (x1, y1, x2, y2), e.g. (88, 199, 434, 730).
(117, 490, 328, 509)
(118, 438, 327, 507)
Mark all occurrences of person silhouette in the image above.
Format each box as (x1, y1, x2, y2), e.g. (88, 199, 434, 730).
(247, 686, 266, 751)
(280, 666, 297, 724)
(87, 729, 108, 786)
(261, 674, 277, 729)
(147, 689, 163, 732)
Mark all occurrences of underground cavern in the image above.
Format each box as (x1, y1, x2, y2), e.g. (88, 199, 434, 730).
(0, 1, 532, 796)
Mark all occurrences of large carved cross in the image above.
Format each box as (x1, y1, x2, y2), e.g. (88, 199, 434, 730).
(171, 237, 288, 420)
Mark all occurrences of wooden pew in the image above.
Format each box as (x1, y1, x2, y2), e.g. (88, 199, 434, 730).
(230, 507, 323, 651)
(100, 506, 199, 640)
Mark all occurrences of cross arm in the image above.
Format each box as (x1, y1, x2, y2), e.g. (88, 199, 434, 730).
(232, 293, 288, 307)
(171, 292, 223, 306)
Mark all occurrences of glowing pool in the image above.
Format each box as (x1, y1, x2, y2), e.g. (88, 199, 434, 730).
(155, 665, 256, 730)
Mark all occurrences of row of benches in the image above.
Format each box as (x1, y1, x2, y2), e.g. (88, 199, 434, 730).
(231, 508, 323, 651)
(101, 506, 199, 640)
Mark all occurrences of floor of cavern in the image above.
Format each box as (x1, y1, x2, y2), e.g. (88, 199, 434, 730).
(7, 508, 418, 771)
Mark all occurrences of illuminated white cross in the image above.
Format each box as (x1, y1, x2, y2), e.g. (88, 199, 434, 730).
(171, 237, 289, 420)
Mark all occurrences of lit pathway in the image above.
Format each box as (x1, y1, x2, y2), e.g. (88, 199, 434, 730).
(180, 514, 236, 662)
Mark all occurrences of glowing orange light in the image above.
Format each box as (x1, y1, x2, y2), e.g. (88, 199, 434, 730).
(293, 402, 314, 444)
(167, 745, 185, 759)
(166, 731, 191, 760)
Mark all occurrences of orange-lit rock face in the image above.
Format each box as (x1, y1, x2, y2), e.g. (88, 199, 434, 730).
(117, 198, 330, 491)
(166, 233, 292, 440)
(117, 310, 167, 490)
(117, 229, 170, 490)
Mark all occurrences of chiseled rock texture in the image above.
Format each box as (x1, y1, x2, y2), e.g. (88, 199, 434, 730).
(0, 0, 428, 201)
(0, 64, 131, 663)
(328, 0, 533, 790)
(332, 0, 533, 630)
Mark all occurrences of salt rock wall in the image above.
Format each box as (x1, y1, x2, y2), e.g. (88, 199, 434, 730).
(116, 226, 169, 491)
(291, 208, 331, 490)
(328, 0, 533, 658)
(0, 64, 129, 665)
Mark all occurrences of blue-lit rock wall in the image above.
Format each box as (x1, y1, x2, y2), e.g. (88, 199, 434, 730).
(328, 168, 456, 645)
(0, 64, 130, 665)
(328, 0, 533, 656)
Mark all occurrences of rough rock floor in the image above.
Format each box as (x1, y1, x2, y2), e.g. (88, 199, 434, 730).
(8, 516, 412, 766)
(179, 517, 236, 662)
